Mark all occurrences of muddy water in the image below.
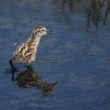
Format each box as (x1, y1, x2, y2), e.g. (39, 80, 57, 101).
(0, 0, 110, 110)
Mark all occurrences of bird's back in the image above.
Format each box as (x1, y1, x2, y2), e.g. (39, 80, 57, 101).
(13, 40, 36, 64)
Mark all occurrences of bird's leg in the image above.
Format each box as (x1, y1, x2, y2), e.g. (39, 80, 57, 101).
(27, 63, 32, 69)
(11, 69, 16, 81)
(10, 66, 19, 81)
(9, 57, 16, 70)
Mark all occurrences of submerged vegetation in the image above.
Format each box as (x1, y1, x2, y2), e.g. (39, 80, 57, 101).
(53, 0, 110, 30)
(87, 0, 110, 28)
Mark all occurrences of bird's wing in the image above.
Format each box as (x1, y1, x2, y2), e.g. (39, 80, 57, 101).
(15, 43, 25, 52)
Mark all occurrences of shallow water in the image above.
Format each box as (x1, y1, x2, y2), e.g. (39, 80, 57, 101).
(0, 0, 110, 110)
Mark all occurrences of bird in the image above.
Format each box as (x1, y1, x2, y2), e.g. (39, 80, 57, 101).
(9, 25, 48, 69)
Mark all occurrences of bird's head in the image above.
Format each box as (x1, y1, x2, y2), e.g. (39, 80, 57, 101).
(32, 25, 48, 37)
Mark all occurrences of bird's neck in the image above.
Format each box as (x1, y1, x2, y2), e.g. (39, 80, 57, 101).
(27, 34, 42, 48)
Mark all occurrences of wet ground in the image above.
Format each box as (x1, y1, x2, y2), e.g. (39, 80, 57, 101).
(0, 0, 110, 110)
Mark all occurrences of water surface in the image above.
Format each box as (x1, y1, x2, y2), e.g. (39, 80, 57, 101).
(0, 0, 110, 110)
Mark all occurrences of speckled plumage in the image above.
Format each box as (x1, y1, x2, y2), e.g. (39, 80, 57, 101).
(9, 25, 48, 68)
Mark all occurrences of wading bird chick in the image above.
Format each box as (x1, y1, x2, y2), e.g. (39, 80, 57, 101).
(9, 25, 48, 69)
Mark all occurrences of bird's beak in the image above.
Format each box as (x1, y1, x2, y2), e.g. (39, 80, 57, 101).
(46, 30, 48, 33)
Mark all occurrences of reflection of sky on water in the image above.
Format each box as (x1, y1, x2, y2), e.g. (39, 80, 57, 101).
(0, 0, 110, 110)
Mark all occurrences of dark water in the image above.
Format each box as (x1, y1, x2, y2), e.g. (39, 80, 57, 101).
(0, 0, 110, 110)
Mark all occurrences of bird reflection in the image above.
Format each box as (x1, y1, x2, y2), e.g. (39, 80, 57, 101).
(11, 66, 57, 96)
